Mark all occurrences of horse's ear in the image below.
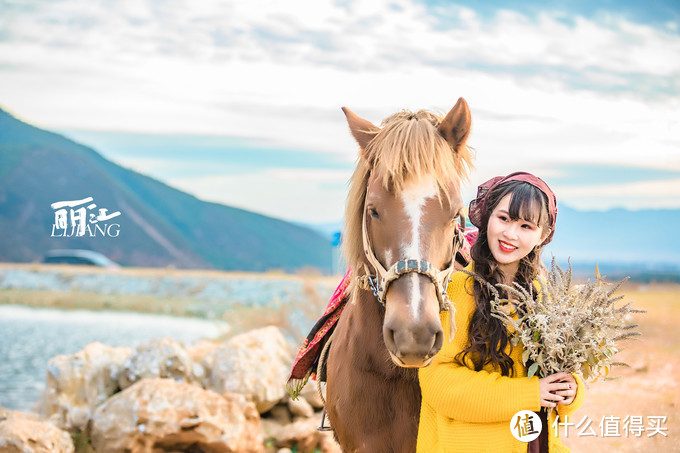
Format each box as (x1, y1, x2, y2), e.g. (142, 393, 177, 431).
(438, 98, 471, 152)
(342, 107, 379, 156)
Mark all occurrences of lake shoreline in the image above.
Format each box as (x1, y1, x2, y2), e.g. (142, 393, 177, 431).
(0, 263, 340, 337)
(0, 305, 231, 413)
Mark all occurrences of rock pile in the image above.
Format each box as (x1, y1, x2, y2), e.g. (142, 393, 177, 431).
(0, 407, 74, 453)
(0, 326, 340, 453)
(91, 379, 262, 453)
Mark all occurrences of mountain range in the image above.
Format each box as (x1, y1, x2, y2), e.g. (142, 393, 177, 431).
(1, 106, 678, 280)
(0, 107, 332, 272)
(545, 204, 679, 279)
(303, 203, 680, 282)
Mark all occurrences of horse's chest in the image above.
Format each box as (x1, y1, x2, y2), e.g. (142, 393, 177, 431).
(328, 300, 421, 452)
(332, 371, 420, 451)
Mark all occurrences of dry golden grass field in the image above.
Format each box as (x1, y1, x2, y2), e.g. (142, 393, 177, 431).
(562, 282, 680, 453)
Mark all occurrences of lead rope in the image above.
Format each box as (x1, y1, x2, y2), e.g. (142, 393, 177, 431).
(316, 329, 335, 431)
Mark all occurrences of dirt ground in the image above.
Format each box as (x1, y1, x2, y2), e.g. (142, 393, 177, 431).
(561, 282, 680, 453)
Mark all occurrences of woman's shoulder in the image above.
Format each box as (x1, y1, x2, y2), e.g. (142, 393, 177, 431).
(447, 262, 476, 299)
(450, 262, 475, 283)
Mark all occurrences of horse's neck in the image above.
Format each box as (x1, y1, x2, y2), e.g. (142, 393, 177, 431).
(347, 289, 419, 382)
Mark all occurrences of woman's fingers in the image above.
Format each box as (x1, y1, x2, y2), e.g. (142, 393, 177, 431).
(542, 372, 571, 385)
(543, 391, 565, 401)
(552, 389, 574, 397)
(559, 374, 576, 385)
(552, 372, 573, 383)
(548, 382, 572, 393)
(539, 372, 578, 407)
(560, 396, 575, 405)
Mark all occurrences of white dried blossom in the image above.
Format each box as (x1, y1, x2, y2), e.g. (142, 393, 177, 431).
(463, 259, 645, 382)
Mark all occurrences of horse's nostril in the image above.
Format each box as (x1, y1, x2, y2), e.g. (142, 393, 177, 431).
(432, 329, 444, 354)
(384, 327, 397, 352)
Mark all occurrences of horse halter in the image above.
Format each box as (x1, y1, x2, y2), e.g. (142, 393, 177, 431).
(357, 189, 464, 339)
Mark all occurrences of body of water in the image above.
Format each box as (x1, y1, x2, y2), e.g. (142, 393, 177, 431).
(0, 305, 229, 412)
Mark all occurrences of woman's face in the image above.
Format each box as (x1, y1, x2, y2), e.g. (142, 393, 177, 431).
(486, 193, 546, 273)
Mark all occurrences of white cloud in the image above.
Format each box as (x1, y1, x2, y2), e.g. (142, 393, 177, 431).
(168, 168, 351, 223)
(554, 178, 680, 210)
(1, 0, 679, 221)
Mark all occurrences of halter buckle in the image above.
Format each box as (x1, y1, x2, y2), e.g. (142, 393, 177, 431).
(367, 275, 384, 304)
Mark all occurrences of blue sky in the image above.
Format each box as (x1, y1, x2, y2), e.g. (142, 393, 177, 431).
(1, 0, 678, 223)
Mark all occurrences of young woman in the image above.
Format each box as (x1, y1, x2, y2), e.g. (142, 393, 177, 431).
(417, 172, 585, 453)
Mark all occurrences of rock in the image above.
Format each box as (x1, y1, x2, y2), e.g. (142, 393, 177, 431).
(318, 430, 342, 453)
(267, 412, 340, 453)
(91, 378, 263, 453)
(43, 342, 131, 431)
(299, 379, 325, 410)
(259, 418, 283, 442)
(274, 416, 321, 453)
(0, 410, 74, 453)
(0, 408, 41, 423)
(205, 326, 294, 413)
(186, 339, 220, 385)
(287, 397, 314, 419)
(186, 339, 220, 364)
(268, 404, 292, 425)
(118, 337, 196, 390)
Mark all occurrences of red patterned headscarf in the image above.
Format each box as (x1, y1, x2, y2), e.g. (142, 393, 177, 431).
(468, 171, 557, 245)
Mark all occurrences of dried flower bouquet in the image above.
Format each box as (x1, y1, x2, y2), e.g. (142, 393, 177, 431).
(464, 259, 645, 382)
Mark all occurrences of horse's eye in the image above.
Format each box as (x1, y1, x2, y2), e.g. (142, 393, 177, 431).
(368, 207, 380, 219)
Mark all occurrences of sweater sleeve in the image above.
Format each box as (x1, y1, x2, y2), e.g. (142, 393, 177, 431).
(419, 341, 541, 424)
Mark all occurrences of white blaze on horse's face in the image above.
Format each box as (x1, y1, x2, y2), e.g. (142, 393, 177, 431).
(400, 178, 439, 320)
(366, 175, 459, 368)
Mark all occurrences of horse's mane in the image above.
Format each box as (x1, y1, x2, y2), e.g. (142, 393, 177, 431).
(343, 109, 473, 276)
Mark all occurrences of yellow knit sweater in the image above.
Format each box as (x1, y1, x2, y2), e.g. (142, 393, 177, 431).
(417, 264, 585, 453)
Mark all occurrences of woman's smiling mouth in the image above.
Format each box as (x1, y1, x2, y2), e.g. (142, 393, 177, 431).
(498, 240, 518, 253)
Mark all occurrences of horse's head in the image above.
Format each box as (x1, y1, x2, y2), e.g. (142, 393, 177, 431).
(342, 99, 473, 368)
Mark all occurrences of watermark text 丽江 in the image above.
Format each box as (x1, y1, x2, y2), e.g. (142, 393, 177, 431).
(50, 197, 121, 238)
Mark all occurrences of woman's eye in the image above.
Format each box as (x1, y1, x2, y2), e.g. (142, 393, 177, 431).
(369, 208, 380, 219)
(498, 215, 508, 222)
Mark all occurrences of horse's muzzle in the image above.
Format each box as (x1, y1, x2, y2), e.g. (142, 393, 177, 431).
(382, 274, 445, 367)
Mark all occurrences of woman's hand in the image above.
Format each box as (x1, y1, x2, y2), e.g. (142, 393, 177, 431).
(538, 372, 576, 408)
(553, 373, 577, 406)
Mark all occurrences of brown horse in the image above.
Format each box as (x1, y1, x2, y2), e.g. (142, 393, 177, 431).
(325, 99, 473, 452)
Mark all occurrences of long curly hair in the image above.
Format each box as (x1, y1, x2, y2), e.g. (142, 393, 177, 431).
(456, 180, 550, 376)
